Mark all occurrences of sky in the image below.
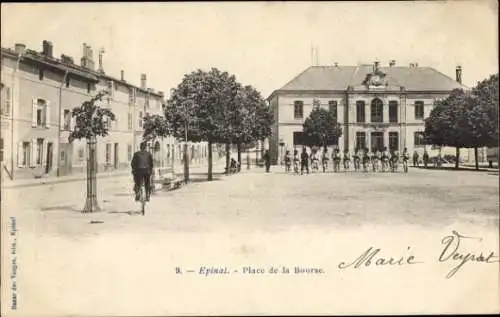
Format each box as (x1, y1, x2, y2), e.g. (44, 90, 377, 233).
(1, 1, 498, 98)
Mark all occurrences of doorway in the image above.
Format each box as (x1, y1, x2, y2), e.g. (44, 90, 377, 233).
(114, 143, 119, 169)
(45, 142, 53, 174)
(370, 132, 384, 151)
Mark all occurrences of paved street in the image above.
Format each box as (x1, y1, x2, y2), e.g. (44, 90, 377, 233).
(1, 166, 499, 316)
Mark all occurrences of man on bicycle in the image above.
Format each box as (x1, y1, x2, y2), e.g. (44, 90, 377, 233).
(131, 142, 153, 202)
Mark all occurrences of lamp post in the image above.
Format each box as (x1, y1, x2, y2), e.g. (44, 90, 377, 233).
(183, 104, 189, 184)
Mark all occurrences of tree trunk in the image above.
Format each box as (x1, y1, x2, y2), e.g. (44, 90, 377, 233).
(237, 143, 242, 172)
(207, 141, 213, 181)
(183, 142, 189, 183)
(82, 137, 100, 213)
(225, 142, 230, 174)
(246, 149, 250, 170)
(455, 147, 460, 169)
(474, 147, 479, 170)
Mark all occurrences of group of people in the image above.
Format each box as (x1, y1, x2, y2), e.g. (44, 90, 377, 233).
(284, 147, 411, 174)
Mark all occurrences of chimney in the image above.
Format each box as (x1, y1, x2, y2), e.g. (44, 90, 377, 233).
(87, 46, 95, 70)
(81, 43, 88, 67)
(140, 74, 147, 90)
(14, 43, 26, 54)
(374, 60, 380, 71)
(456, 65, 462, 84)
(389, 60, 396, 67)
(120, 70, 125, 81)
(42, 40, 53, 58)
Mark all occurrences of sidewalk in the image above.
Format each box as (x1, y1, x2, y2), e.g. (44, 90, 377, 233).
(1, 159, 228, 189)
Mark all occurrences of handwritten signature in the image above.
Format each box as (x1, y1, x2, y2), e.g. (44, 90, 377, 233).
(439, 230, 498, 279)
(338, 231, 498, 279)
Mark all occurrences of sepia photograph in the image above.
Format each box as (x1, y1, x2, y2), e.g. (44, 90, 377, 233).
(1, 1, 499, 316)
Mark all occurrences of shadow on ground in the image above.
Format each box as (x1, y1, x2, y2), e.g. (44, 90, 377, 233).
(415, 166, 498, 172)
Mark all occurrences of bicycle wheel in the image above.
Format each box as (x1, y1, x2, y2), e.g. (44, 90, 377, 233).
(140, 183, 146, 216)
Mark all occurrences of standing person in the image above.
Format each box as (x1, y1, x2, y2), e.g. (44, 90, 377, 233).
(412, 150, 419, 167)
(402, 147, 410, 173)
(263, 150, 271, 173)
(284, 150, 292, 172)
(131, 142, 154, 202)
(362, 148, 370, 172)
(343, 149, 351, 171)
(293, 149, 300, 174)
(300, 147, 309, 175)
(423, 149, 429, 168)
(353, 148, 361, 172)
(322, 147, 329, 173)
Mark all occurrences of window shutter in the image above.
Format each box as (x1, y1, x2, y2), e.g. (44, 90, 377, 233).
(60, 110, 66, 131)
(32, 98, 38, 127)
(17, 142, 24, 167)
(30, 138, 36, 167)
(42, 139, 48, 166)
(45, 101, 51, 128)
(70, 112, 76, 131)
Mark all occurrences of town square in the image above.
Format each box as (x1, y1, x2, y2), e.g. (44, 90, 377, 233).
(1, 2, 499, 316)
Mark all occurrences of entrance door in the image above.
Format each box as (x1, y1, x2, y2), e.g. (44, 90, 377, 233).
(45, 142, 53, 174)
(114, 143, 119, 169)
(370, 132, 384, 151)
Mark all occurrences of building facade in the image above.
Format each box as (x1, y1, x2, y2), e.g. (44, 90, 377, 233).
(1, 40, 208, 180)
(267, 61, 483, 165)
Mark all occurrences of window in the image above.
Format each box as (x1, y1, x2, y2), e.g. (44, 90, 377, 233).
(329, 100, 338, 122)
(356, 101, 365, 123)
(127, 144, 133, 161)
(312, 98, 320, 110)
(128, 113, 133, 130)
(39, 68, 44, 80)
(0, 138, 3, 161)
(65, 76, 70, 88)
(415, 101, 424, 120)
(389, 132, 399, 151)
(370, 98, 383, 123)
(293, 131, 305, 145)
(138, 111, 143, 128)
(414, 131, 425, 147)
(63, 109, 71, 130)
(1, 86, 11, 116)
(389, 101, 398, 123)
(22, 142, 30, 166)
(78, 147, 84, 161)
(36, 99, 48, 127)
(355, 132, 366, 150)
(105, 143, 112, 164)
(294, 101, 303, 119)
(36, 138, 44, 166)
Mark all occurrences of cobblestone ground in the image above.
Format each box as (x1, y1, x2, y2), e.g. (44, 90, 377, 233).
(1, 166, 499, 316)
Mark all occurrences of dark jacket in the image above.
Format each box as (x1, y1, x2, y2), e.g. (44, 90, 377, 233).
(131, 150, 153, 172)
(300, 152, 309, 163)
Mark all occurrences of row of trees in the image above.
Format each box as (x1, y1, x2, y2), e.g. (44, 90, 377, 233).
(68, 68, 272, 213)
(144, 67, 273, 181)
(424, 74, 499, 170)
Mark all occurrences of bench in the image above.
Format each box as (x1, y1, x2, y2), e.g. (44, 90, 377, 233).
(153, 167, 183, 191)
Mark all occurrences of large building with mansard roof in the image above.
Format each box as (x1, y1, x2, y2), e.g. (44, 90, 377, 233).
(267, 61, 473, 165)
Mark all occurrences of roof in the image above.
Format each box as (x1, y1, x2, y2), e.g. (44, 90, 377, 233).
(1, 47, 99, 82)
(274, 64, 468, 96)
(1, 47, 163, 97)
